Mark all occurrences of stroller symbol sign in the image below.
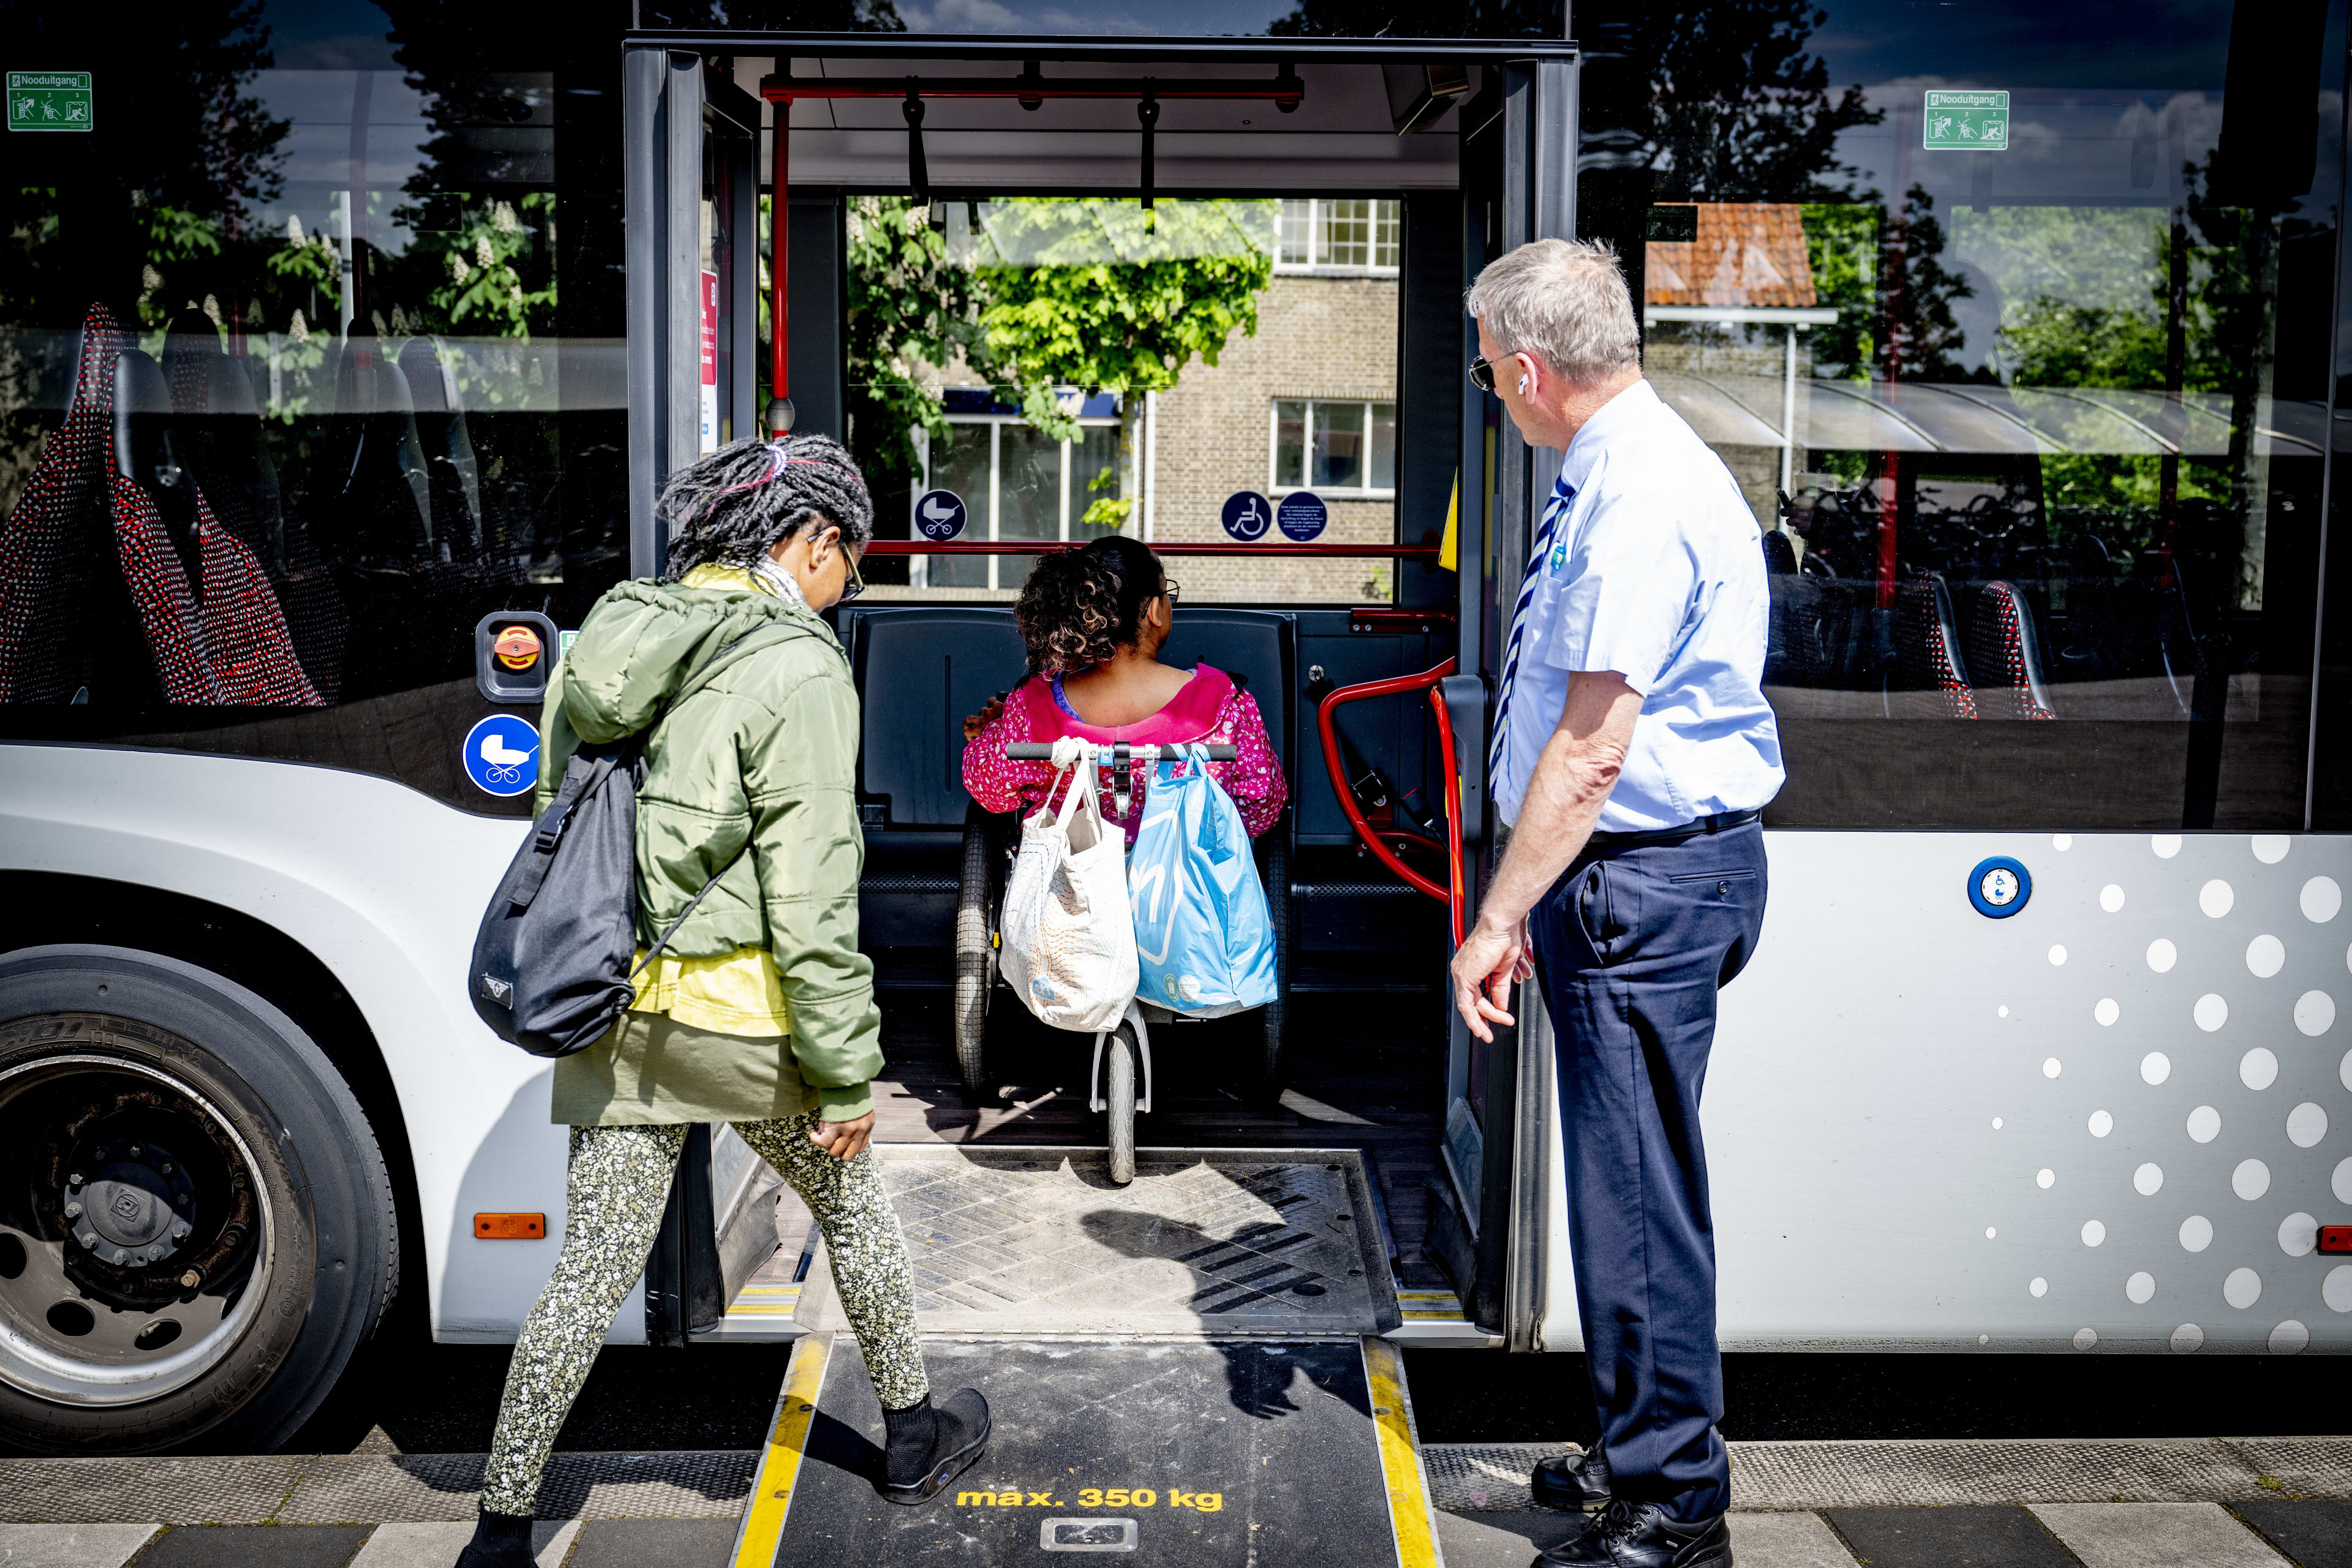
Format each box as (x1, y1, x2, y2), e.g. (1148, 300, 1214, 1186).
(464, 714, 541, 796)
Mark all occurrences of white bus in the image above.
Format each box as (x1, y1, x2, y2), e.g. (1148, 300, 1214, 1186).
(0, 0, 2345, 1456)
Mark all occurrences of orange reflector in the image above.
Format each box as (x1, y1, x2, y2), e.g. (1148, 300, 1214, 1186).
(2321, 1226, 2352, 1254)
(475, 1212, 547, 1240)
(492, 625, 543, 670)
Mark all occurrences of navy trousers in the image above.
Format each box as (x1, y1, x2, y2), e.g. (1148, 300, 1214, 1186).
(1529, 820, 1766, 1524)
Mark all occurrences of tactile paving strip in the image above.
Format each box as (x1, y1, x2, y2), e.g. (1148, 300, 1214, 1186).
(0, 1452, 754, 1524)
(1422, 1439, 2352, 1513)
(796, 1146, 1398, 1336)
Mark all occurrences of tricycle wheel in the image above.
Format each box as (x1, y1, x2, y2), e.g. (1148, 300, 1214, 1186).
(1106, 1025, 1138, 1186)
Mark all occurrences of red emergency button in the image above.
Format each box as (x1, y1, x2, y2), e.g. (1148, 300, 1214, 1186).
(492, 625, 543, 671)
(2320, 1226, 2352, 1254)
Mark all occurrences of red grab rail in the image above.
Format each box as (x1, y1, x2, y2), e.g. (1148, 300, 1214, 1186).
(1316, 658, 1466, 946)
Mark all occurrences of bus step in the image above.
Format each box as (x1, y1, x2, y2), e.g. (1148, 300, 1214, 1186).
(791, 1145, 1401, 1339)
(729, 1332, 1439, 1567)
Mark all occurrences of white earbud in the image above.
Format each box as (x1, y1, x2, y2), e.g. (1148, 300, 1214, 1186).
(1517, 374, 1530, 396)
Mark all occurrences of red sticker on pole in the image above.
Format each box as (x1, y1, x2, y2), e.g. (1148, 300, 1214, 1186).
(699, 269, 719, 454)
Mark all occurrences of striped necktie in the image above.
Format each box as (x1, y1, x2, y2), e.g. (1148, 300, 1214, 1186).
(1487, 472, 1577, 786)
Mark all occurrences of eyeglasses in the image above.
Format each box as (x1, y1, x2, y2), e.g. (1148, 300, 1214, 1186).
(838, 542, 866, 605)
(1163, 579, 1182, 606)
(1467, 356, 1499, 394)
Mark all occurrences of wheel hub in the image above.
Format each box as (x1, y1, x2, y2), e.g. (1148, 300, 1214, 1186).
(63, 1139, 195, 1268)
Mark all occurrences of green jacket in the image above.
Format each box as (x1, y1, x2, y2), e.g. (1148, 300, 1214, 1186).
(535, 568, 880, 1119)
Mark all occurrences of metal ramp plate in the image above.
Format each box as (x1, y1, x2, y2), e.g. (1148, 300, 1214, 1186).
(731, 1333, 1441, 1567)
(794, 1147, 1400, 1338)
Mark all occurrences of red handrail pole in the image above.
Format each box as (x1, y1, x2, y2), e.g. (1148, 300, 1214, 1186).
(769, 94, 790, 420)
(1428, 685, 1466, 946)
(1314, 660, 1458, 905)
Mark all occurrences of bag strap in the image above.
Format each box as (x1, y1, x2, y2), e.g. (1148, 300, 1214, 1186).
(628, 842, 752, 981)
(509, 750, 624, 910)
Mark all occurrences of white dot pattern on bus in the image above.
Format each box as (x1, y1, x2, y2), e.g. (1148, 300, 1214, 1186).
(2296, 990, 2337, 1036)
(1925, 835, 2350, 1353)
(2225, 1268, 2262, 1308)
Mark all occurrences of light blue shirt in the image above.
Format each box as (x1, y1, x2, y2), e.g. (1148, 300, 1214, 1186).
(1490, 379, 1784, 834)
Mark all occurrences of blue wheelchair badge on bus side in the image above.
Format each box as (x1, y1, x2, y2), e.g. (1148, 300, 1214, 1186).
(914, 489, 967, 543)
(1276, 491, 1327, 542)
(1967, 855, 2031, 918)
(464, 714, 541, 797)
(1220, 491, 1272, 541)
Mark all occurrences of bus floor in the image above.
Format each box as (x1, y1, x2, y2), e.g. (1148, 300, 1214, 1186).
(777, 988, 1458, 1292)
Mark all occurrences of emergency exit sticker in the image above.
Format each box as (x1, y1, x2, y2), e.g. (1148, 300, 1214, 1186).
(9, 72, 93, 132)
(1923, 90, 2007, 151)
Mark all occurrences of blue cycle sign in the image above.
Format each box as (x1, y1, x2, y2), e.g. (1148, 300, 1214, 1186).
(914, 489, 967, 543)
(464, 714, 541, 797)
(10, 72, 93, 132)
(1220, 491, 1272, 542)
(1276, 491, 1328, 542)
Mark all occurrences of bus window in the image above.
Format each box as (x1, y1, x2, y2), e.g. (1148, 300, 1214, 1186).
(0, 9, 624, 807)
(850, 196, 1402, 606)
(1579, 0, 2339, 829)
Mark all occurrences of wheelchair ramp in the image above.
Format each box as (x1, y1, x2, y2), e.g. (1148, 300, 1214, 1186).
(793, 1147, 1400, 1338)
(731, 1333, 1441, 1568)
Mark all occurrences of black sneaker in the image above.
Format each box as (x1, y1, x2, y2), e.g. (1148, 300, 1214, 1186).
(453, 1509, 536, 1567)
(876, 1388, 992, 1504)
(1531, 1446, 1611, 1512)
(1534, 1499, 1732, 1568)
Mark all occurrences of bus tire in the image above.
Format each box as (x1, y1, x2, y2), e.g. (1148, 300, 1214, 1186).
(0, 944, 397, 1455)
(1105, 1026, 1137, 1186)
(954, 806, 1001, 1099)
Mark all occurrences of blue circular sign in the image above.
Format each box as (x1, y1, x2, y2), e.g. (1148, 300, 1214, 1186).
(1276, 491, 1329, 542)
(914, 489, 968, 543)
(1966, 855, 2032, 918)
(464, 714, 542, 797)
(1220, 491, 1272, 542)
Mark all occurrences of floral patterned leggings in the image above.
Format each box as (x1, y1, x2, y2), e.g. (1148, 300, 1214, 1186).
(478, 1115, 929, 1517)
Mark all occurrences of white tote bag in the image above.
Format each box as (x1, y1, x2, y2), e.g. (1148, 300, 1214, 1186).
(998, 738, 1139, 1033)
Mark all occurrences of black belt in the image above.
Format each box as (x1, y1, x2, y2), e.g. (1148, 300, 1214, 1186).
(1586, 808, 1762, 852)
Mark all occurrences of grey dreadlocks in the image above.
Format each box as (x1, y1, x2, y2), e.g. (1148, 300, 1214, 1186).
(660, 432, 875, 580)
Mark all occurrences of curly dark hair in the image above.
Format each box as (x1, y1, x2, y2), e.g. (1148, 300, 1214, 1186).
(1015, 535, 1168, 676)
(659, 432, 875, 579)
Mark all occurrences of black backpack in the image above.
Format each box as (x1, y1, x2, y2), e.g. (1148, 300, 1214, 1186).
(467, 632, 776, 1058)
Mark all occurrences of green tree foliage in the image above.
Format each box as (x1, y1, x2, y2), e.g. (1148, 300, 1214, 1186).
(843, 198, 1275, 530)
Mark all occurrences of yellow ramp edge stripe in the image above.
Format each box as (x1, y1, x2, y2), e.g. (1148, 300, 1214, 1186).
(730, 1331, 831, 1568)
(1362, 1335, 1442, 1568)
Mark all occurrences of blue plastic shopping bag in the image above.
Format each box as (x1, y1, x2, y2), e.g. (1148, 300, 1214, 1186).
(1127, 745, 1277, 1017)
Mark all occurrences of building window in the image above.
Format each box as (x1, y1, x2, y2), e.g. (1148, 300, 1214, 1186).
(916, 391, 1125, 593)
(1275, 200, 1401, 273)
(1272, 399, 1396, 494)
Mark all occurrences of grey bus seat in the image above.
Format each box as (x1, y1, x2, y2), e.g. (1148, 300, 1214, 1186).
(849, 606, 1028, 828)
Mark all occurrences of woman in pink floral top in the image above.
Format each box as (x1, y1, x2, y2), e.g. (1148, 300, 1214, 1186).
(961, 537, 1286, 843)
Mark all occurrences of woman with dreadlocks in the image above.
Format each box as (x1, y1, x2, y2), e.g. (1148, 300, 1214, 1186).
(456, 434, 989, 1568)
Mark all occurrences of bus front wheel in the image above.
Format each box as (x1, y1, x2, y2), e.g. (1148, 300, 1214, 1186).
(0, 946, 397, 1454)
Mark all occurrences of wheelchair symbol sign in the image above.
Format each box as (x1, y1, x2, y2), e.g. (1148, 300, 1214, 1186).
(464, 714, 541, 796)
(1221, 491, 1272, 541)
(915, 489, 968, 542)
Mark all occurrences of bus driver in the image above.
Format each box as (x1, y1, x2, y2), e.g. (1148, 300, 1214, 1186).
(1450, 239, 1783, 1568)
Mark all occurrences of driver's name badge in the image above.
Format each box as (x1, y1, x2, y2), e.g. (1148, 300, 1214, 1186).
(1548, 540, 1569, 575)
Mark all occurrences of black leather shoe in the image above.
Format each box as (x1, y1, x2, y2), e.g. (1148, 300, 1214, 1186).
(1534, 1499, 1732, 1567)
(453, 1509, 535, 1567)
(1531, 1446, 1611, 1511)
(876, 1387, 992, 1504)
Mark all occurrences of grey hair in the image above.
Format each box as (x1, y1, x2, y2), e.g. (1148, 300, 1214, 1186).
(1464, 238, 1642, 385)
